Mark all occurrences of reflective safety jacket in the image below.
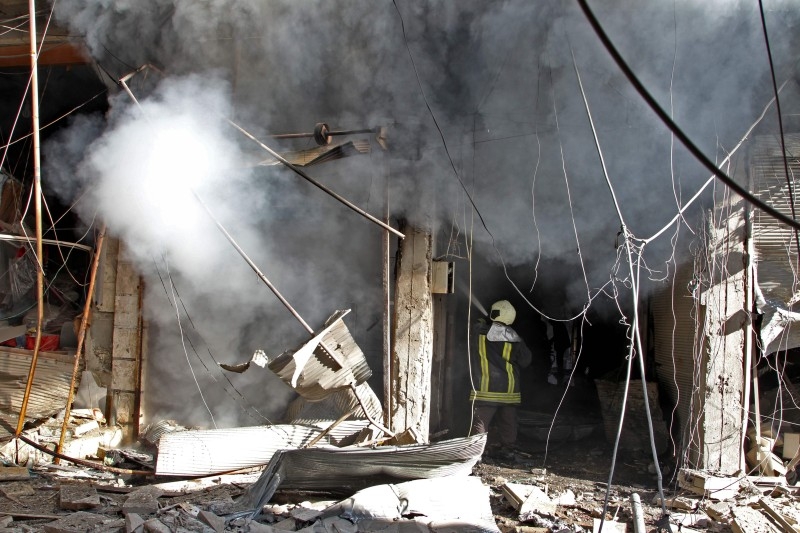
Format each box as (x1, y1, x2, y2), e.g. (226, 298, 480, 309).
(469, 321, 532, 405)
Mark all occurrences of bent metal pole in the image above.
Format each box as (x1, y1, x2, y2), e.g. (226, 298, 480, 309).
(55, 224, 106, 461)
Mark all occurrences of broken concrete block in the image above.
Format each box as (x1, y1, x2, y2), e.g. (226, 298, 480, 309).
(43, 511, 121, 533)
(142, 518, 172, 533)
(59, 485, 101, 510)
(198, 510, 226, 533)
(653, 495, 696, 511)
(556, 489, 576, 506)
(704, 501, 732, 522)
(518, 486, 557, 519)
(0, 516, 11, 528)
(0, 466, 29, 481)
(126, 513, 145, 533)
(123, 486, 163, 516)
(678, 469, 740, 500)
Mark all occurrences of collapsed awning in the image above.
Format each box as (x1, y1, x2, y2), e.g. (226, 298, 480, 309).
(239, 433, 487, 512)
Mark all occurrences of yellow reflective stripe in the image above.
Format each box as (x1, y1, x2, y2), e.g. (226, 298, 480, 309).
(469, 390, 521, 403)
(503, 342, 514, 394)
(478, 335, 489, 392)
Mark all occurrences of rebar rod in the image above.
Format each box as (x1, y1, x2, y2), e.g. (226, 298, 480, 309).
(270, 127, 377, 140)
(55, 224, 106, 461)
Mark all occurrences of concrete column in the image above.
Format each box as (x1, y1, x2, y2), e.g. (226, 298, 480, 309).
(109, 242, 144, 444)
(390, 224, 433, 442)
(700, 202, 747, 472)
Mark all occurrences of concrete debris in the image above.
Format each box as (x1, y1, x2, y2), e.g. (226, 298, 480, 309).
(125, 512, 145, 533)
(198, 509, 227, 532)
(59, 485, 101, 510)
(678, 468, 741, 500)
(122, 486, 163, 516)
(41, 510, 123, 532)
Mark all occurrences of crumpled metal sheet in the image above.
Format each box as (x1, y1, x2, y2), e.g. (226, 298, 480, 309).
(321, 477, 500, 533)
(238, 433, 487, 512)
(268, 309, 371, 400)
(155, 424, 326, 476)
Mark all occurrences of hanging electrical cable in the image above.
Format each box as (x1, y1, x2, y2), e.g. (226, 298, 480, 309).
(576, 0, 800, 233)
(570, 46, 672, 527)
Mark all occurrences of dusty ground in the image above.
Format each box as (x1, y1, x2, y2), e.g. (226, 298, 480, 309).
(0, 431, 680, 532)
(473, 435, 676, 532)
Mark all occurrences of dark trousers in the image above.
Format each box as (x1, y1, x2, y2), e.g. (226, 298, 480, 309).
(471, 404, 518, 446)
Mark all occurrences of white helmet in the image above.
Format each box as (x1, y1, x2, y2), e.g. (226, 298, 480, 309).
(490, 300, 516, 325)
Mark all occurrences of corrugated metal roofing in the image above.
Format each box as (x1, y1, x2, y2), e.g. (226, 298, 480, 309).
(268, 310, 372, 400)
(155, 424, 326, 476)
(239, 433, 487, 512)
(751, 134, 800, 353)
(0, 347, 76, 439)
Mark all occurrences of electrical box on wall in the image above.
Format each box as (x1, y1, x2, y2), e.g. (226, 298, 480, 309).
(431, 260, 454, 294)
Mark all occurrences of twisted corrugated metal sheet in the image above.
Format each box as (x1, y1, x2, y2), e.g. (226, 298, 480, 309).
(155, 424, 325, 476)
(239, 433, 487, 511)
(268, 310, 371, 400)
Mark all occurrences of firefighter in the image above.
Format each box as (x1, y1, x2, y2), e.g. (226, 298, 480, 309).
(469, 299, 532, 458)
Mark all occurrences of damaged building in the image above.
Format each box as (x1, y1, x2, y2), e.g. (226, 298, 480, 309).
(0, 1, 796, 532)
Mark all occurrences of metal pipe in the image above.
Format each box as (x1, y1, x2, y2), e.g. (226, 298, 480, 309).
(630, 493, 647, 533)
(270, 127, 377, 140)
(0, 233, 93, 252)
(18, 434, 153, 476)
(55, 224, 106, 461)
(227, 119, 404, 240)
(16, 0, 45, 438)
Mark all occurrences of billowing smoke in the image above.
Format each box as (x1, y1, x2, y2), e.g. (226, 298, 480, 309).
(43, 0, 800, 425)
